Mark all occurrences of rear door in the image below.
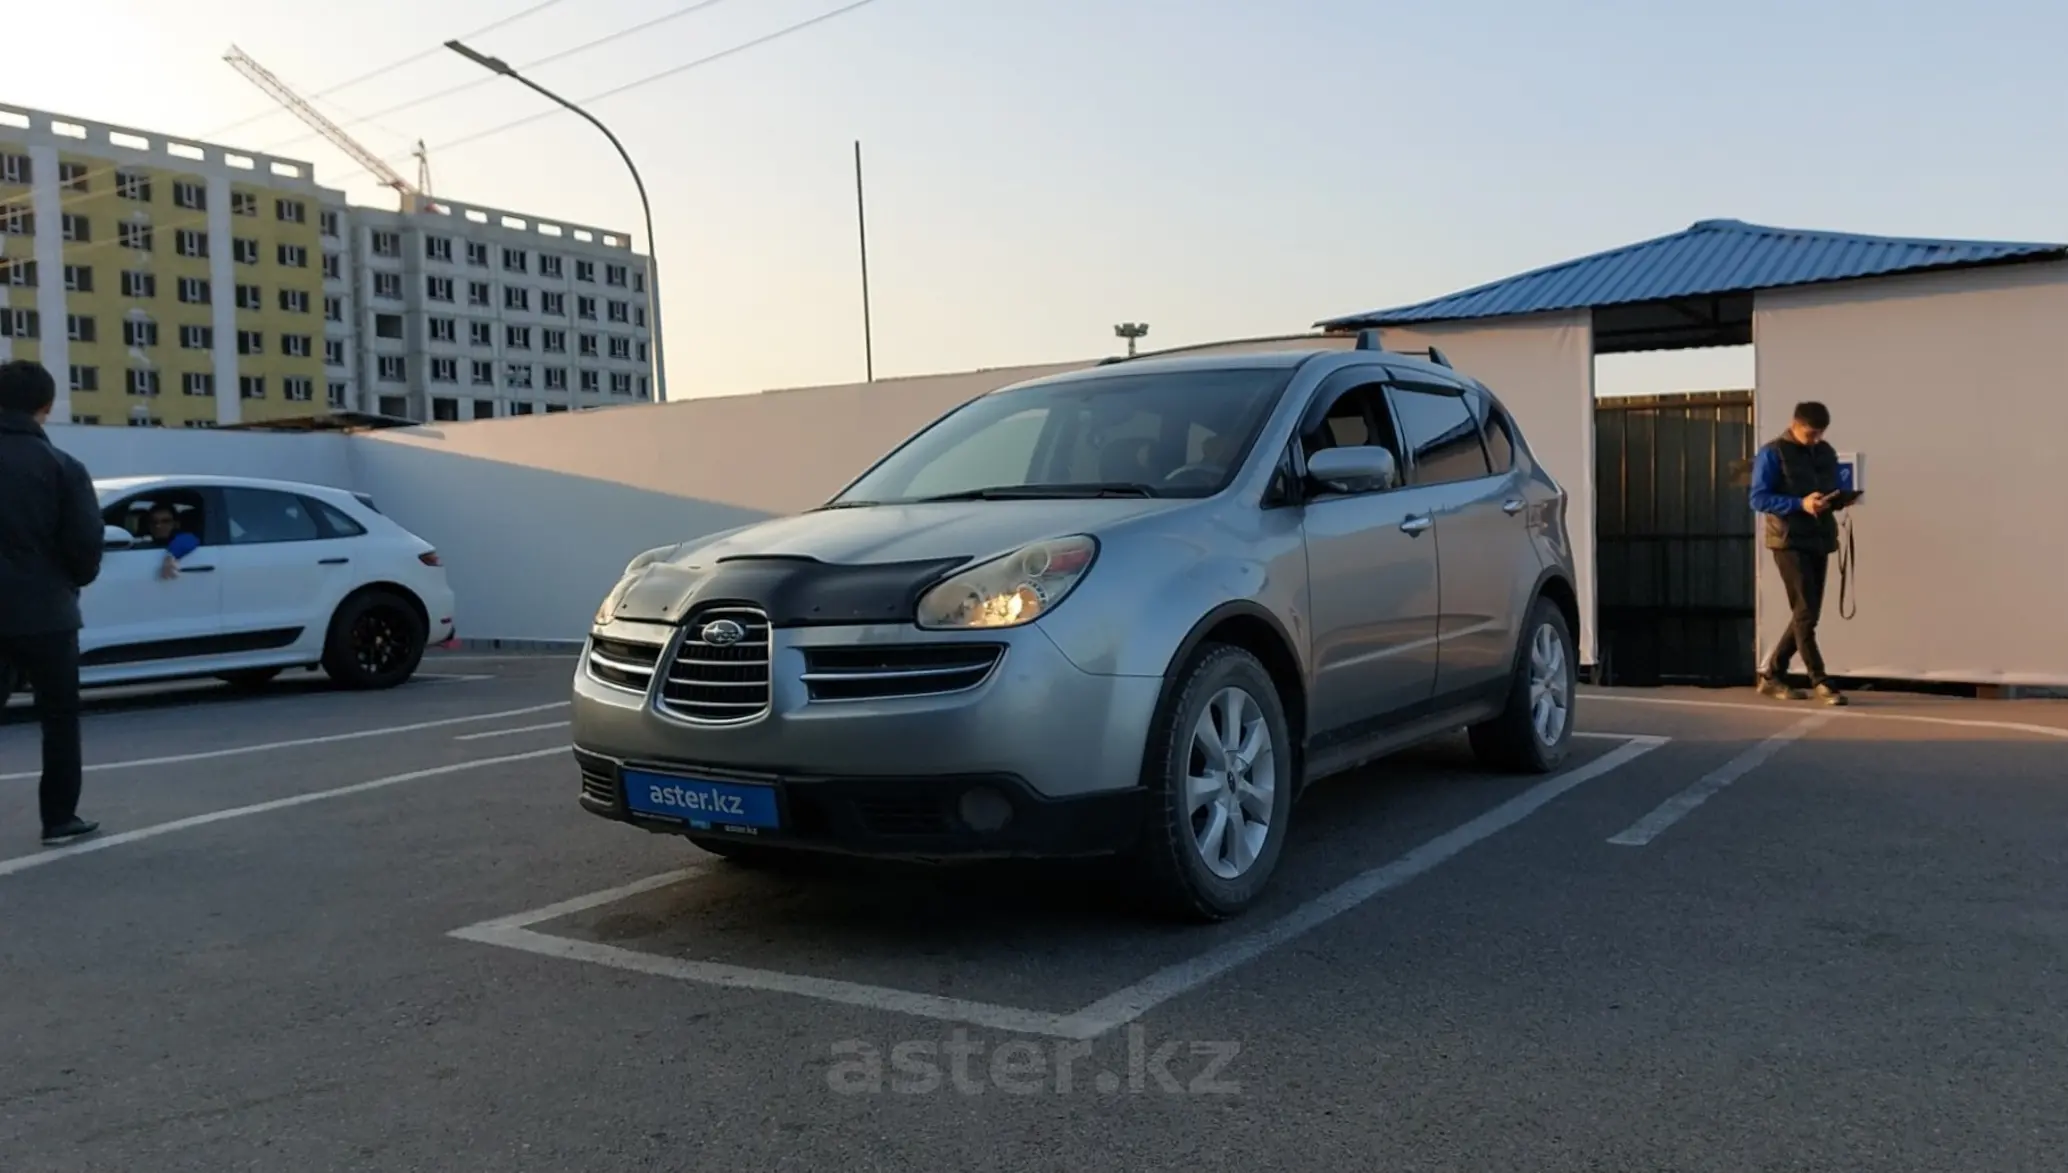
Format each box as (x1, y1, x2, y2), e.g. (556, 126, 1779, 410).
(212, 487, 357, 650)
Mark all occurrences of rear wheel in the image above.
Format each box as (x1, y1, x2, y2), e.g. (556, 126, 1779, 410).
(322, 590, 427, 690)
(1468, 596, 1576, 773)
(1133, 643, 1294, 922)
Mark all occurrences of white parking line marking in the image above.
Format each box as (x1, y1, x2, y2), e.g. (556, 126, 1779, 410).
(454, 721, 571, 742)
(0, 702, 570, 782)
(415, 673, 496, 683)
(1584, 692, 2068, 740)
(1606, 714, 1830, 847)
(0, 746, 567, 879)
(453, 735, 1667, 1040)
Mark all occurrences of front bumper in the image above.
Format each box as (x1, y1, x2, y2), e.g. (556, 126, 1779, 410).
(569, 616, 1166, 858)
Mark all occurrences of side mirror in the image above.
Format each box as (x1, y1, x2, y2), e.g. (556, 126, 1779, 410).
(1305, 446, 1399, 495)
(103, 525, 136, 551)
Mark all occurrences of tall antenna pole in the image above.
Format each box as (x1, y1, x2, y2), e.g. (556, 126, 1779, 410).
(855, 140, 874, 383)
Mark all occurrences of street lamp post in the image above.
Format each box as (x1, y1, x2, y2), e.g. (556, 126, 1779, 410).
(445, 40, 669, 404)
(1115, 322, 1149, 357)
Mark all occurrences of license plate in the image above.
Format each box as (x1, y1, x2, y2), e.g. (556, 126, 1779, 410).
(621, 769, 781, 831)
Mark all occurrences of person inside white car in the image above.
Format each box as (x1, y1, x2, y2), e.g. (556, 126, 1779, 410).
(143, 504, 201, 581)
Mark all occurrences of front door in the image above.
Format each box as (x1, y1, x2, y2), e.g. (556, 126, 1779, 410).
(1297, 377, 1443, 742)
(81, 486, 225, 673)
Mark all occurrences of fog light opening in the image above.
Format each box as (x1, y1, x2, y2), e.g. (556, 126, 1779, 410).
(957, 786, 1013, 833)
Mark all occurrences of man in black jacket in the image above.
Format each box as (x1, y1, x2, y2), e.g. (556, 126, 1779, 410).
(1748, 400, 1851, 707)
(0, 360, 106, 845)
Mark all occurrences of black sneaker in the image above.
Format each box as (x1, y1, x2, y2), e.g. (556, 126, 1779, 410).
(1756, 675, 1806, 701)
(1811, 682, 1849, 707)
(41, 818, 101, 847)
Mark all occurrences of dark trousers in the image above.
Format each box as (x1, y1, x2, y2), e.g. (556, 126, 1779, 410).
(1766, 548, 1830, 685)
(0, 630, 84, 830)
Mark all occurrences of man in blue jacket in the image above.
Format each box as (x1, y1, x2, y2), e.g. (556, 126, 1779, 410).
(0, 360, 105, 845)
(1749, 400, 1850, 706)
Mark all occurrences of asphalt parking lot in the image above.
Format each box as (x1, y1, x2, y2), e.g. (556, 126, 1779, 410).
(5, 654, 2067, 1172)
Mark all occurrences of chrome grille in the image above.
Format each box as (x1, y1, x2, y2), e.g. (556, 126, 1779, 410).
(585, 635, 663, 694)
(801, 644, 1005, 702)
(657, 606, 772, 724)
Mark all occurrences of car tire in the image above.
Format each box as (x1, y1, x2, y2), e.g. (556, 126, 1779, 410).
(1134, 643, 1295, 923)
(322, 589, 428, 690)
(217, 668, 284, 690)
(1468, 596, 1577, 774)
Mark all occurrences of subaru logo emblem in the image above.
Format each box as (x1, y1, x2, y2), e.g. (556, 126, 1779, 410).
(701, 618, 745, 646)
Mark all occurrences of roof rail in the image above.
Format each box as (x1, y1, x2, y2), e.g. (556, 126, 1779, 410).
(1098, 332, 1351, 365)
(1351, 328, 1452, 368)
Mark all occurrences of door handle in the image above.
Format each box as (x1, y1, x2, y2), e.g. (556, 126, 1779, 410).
(1400, 514, 1433, 535)
(1502, 498, 1526, 515)
(181, 565, 215, 573)
(318, 557, 349, 565)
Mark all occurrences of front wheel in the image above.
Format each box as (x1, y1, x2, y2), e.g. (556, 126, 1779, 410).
(1133, 644, 1295, 922)
(322, 590, 427, 690)
(1468, 596, 1577, 773)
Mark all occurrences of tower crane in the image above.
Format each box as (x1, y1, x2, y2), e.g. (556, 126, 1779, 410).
(223, 45, 434, 212)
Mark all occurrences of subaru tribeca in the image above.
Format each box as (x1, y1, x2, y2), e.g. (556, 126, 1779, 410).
(572, 334, 1581, 921)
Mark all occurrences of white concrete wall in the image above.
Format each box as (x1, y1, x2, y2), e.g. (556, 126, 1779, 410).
(45, 424, 356, 488)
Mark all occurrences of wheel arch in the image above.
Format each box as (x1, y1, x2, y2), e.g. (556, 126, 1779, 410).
(1152, 601, 1309, 785)
(330, 580, 430, 637)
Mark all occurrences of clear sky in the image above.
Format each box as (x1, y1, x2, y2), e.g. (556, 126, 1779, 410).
(10, 0, 2065, 400)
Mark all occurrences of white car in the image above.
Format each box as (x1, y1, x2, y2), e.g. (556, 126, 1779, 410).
(4, 475, 457, 696)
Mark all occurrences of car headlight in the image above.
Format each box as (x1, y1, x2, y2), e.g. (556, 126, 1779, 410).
(593, 545, 680, 625)
(915, 536, 1098, 630)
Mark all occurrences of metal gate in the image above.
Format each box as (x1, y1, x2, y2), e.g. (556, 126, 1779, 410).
(1593, 390, 1757, 686)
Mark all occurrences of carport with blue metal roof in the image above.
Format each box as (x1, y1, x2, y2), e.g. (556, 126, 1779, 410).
(1314, 219, 2068, 692)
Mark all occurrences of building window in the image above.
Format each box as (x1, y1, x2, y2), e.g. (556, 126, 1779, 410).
(505, 325, 532, 350)
(465, 241, 489, 267)
(64, 264, 94, 293)
(118, 222, 152, 251)
(506, 363, 534, 390)
(473, 399, 496, 420)
(634, 306, 647, 328)
(231, 191, 258, 217)
(541, 291, 566, 317)
(233, 238, 260, 265)
(235, 284, 262, 311)
(544, 366, 567, 391)
(426, 235, 453, 263)
(180, 325, 213, 350)
(579, 369, 600, 393)
(61, 214, 90, 243)
(429, 317, 457, 343)
(173, 181, 207, 210)
(371, 231, 401, 258)
(276, 198, 306, 224)
(470, 360, 494, 386)
(182, 372, 215, 397)
(123, 319, 158, 348)
(0, 153, 29, 183)
(426, 276, 455, 302)
(324, 339, 346, 366)
(324, 295, 343, 322)
(283, 376, 314, 402)
(2, 309, 42, 339)
(320, 209, 340, 237)
(0, 259, 33, 287)
(502, 247, 528, 273)
(577, 296, 597, 320)
(0, 207, 31, 236)
(69, 365, 99, 392)
(71, 415, 101, 425)
(277, 244, 309, 268)
(611, 372, 633, 395)
(637, 341, 648, 362)
(579, 333, 599, 358)
(176, 230, 209, 258)
(638, 375, 649, 398)
(374, 314, 405, 340)
(432, 397, 460, 422)
(467, 281, 490, 307)
(503, 285, 530, 312)
(632, 271, 645, 294)
(373, 272, 403, 300)
(121, 270, 156, 298)
(116, 170, 151, 201)
(574, 260, 595, 283)
(130, 416, 166, 427)
(67, 314, 96, 343)
(430, 357, 459, 383)
(539, 254, 563, 279)
(511, 402, 534, 416)
(126, 369, 160, 397)
(327, 381, 348, 408)
(57, 162, 90, 193)
(542, 329, 567, 354)
(378, 395, 408, 417)
(283, 334, 313, 358)
(323, 252, 342, 279)
(239, 375, 266, 400)
(605, 263, 628, 287)
(237, 330, 263, 356)
(469, 321, 493, 347)
(182, 420, 217, 429)
(377, 355, 406, 383)
(279, 289, 311, 314)
(608, 336, 631, 361)
(607, 300, 630, 324)
(177, 277, 211, 305)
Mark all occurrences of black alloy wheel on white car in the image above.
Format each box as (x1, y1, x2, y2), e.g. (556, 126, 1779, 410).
(1136, 643, 1295, 922)
(1468, 596, 1577, 774)
(322, 589, 428, 690)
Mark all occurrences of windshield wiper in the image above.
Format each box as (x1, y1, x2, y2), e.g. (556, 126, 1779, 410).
(907, 482, 1160, 502)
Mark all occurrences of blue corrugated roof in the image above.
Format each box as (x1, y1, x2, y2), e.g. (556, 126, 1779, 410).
(1316, 219, 2068, 329)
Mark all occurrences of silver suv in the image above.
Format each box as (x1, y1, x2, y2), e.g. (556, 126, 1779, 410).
(572, 334, 1581, 920)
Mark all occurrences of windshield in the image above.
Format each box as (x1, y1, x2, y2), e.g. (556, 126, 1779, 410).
(831, 367, 1293, 505)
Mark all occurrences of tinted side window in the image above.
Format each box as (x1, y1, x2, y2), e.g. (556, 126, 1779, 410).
(1301, 384, 1403, 462)
(1480, 403, 1516, 475)
(1390, 385, 1491, 486)
(307, 496, 368, 537)
(223, 487, 322, 544)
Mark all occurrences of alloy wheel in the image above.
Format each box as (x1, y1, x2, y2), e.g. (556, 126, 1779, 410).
(1528, 622, 1570, 745)
(1184, 685, 1277, 880)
